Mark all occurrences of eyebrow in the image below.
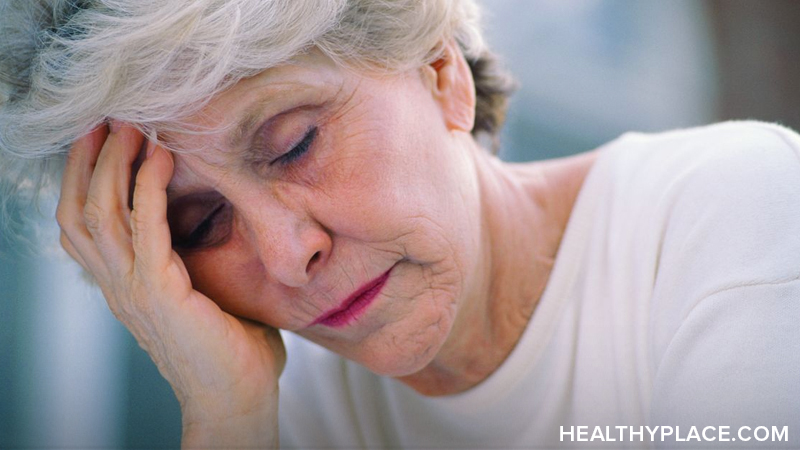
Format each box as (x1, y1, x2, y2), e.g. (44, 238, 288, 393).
(226, 97, 272, 150)
(224, 78, 317, 152)
(163, 80, 316, 202)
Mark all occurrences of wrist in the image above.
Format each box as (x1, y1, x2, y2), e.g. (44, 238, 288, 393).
(181, 391, 279, 449)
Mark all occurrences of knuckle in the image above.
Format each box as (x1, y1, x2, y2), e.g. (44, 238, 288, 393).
(118, 298, 135, 318)
(131, 180, 149, 210)
(129, 209, 153, 248)
(60, 234, 90, 272)
(55, 205, 66, 228)
(104, 296, 124, 321)
(129, 208, 146, 234)
(59, 232, 72, 251)
(83, 197, 108, 233)
(106, 286, 131, 317)
(56, 207, 84, 236)
(133, 178, 147, 194)
(55, 204, 73, 230)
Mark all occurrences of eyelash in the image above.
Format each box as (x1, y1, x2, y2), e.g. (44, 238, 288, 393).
(173, 202, 231, 251)
(273, 126, 317, 166)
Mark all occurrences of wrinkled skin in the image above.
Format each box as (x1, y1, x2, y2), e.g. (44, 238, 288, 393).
(56, 41, 596, 446)
(163, 46, 484, 379)
(57, 39, 484, 446)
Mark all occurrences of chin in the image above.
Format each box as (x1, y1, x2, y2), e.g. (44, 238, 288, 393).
(364, 295, 460, 378)
(355, 323, 452, 378)
(359, 347, 439, 378)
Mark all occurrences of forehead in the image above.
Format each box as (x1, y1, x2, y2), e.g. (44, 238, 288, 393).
(168, 52, 345, 156)
(162, 51, 349, 198)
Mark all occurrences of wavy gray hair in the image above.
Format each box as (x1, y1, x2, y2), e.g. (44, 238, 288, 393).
(0, 0, 514, 231)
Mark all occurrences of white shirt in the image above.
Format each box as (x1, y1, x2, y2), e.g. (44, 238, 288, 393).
(279, 121, 800, 449)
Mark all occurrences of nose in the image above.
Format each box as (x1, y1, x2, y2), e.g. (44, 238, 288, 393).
(246, 203, 331, 288)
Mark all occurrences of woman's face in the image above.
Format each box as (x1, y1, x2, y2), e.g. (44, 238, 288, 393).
(164, 49, 483, 377)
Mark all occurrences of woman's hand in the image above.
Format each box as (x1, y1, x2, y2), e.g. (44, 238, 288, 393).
(56, 122, 284, 448)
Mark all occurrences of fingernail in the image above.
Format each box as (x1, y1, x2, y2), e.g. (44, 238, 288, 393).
(109, 120, 122, 133)
(146, 141, 156, 158)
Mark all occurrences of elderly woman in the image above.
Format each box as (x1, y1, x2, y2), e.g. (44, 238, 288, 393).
(1, 0, 799, 448)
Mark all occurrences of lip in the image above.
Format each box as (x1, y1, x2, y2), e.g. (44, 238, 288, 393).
(311, 267, 394, 328)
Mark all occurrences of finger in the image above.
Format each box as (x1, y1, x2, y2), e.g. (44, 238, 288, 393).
(84, 122, 145, 274)
(131, 141, 176, 272)
(59, 230, 114, 289)
(57, 125, 112, 280)
(60, 230, 89, 271)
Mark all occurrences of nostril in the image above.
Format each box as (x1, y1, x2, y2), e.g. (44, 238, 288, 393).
(307, 251, 322, 274)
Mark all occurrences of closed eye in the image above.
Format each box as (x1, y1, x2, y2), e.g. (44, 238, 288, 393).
(169, 199, 233, 251)
(273, 126, 317, 166)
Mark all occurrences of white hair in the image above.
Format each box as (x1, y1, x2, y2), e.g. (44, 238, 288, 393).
(0, 0, 491, 238)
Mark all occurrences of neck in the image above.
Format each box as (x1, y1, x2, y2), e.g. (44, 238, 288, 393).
(398, 138, 597, 396)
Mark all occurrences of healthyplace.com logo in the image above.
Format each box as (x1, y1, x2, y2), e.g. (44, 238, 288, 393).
(560, 426, 789, 443)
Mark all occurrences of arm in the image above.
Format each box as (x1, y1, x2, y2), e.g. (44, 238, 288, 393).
(57, 123, 283, 448)
(643, 123, 800, 447)
(650, 281, 800, 447)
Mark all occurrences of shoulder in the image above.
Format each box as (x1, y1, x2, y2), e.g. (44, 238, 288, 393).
(632, 122, 800, 292)
(595, 123, 800, 431)
(593, 121, 800, 286)
(586, 121, 800, 380)
(578, 120, 800, 301)
(576, 121, 800, 259)
(615, 123, 800, 426)
(594, 120, 800, 198)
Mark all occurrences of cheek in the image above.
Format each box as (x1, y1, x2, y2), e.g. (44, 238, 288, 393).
(307, 91, 482, 298)
(310, 106, 477, 249)
(179, 236, 273, 320)
(322, 133, 481, 293)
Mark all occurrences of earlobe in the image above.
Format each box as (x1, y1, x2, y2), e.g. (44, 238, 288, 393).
(426, 41, 476, 133)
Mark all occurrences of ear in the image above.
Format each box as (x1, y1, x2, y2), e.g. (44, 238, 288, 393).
(421, 40, 476, 133)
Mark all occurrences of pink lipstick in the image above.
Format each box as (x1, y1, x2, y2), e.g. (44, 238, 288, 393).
(312, 268, 393, 328)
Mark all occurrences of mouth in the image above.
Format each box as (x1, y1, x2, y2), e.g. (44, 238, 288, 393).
(312, 266, 394, 328)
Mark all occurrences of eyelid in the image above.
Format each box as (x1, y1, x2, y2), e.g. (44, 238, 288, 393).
(167, 192, 231, 250)
(173, 202, 233, 252)
(271, 126, 317, 166)
(186, 202, 226, 241)
(248, 104, 327, 162)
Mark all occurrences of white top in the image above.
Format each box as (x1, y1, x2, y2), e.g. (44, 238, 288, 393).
(278, 121, 800, 449)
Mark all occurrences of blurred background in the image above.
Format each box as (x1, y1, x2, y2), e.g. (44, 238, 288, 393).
(2, 0, 799, 447)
